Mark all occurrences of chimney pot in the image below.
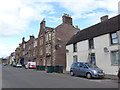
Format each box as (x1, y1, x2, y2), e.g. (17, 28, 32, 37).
(75, 25, 78, 28)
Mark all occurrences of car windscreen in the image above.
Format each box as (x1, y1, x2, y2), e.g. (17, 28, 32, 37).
(86, 63, 98, 68)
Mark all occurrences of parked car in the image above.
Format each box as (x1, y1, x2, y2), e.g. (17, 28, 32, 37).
(25, 62, 36, 69)
(117, 68, 120, 79)
(70, 62, 105, 79)
(2, 63, 7, 66)
(16, 63, 22, 68)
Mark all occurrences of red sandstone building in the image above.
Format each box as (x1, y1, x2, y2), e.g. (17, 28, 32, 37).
(14, 14, 79, 69)
(37, 14, 79, 68)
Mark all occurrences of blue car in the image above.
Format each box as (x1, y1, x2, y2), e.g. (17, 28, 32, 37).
(70, 62, 105, 79)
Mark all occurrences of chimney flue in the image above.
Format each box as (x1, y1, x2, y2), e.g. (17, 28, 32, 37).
(62, 13, 72, 25)
(100, 15, 108, 22)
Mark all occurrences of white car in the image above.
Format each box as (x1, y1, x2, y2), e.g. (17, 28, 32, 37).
(16, 64, 22, 68)
(25, 62, 36, 69)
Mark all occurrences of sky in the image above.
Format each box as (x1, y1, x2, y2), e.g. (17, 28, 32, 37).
(0, 0, 119, 58)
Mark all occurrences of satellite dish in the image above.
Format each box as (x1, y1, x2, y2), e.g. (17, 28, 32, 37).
(104, 47, 109, 53)
(66, 49, 69, 53)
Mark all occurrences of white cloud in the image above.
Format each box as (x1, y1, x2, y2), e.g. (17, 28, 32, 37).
(56, 0, 119, 30)
(0, 0, 118, 36)
(0, 44, 17, 58)
(48, 16, 61, 23)
(58, 0, 119, 19)
(0, 0, 55, 36)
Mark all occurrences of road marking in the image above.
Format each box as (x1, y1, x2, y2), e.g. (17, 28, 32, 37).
(89, 80, 102, 83)
(89, 79, 112, 83)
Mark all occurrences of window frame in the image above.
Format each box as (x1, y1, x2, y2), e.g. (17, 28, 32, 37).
(111, 50, 119, 66)
(90, 53, 96, 64)
(110, 32, 118, 45)
(73, 43, 77, 52)
(45, 34, 49, 42)
(48, 33, 52, 41)
(88, 38, 94, 49)
(73, 55, 78, 63)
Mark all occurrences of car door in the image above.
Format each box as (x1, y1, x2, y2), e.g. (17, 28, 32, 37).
(77, 63, 87, 76)
(80, 64, 88, 76)
(75, 63, 81, 75)
(71, 63, 78, 75)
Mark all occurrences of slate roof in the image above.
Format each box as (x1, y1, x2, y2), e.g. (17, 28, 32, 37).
(66, 15, 120, 45)
(45, 27, 54, 31)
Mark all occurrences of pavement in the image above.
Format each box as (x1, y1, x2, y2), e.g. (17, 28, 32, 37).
(104, 74, 118, 80)
(63, 71, 119, 80)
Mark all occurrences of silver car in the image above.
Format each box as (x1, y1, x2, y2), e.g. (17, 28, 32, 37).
(70, 62, 105, 79)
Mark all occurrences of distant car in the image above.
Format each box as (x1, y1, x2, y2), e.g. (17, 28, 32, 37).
(2, 63, 7, 66)
(25, 62, 36, 69)
(117, 68, 120, 79)
(16, 64, 22, 68)
(70, 62, 105, 79)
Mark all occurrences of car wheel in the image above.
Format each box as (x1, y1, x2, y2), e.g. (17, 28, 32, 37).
(70, 71, 75, 76)
(86, 73, 92, 79)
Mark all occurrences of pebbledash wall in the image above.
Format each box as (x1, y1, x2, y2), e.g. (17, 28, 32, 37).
(66, 15, 120, 75)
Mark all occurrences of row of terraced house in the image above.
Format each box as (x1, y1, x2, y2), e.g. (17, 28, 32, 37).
(9, 14, 120, 75)
(9, 14, 79, 70)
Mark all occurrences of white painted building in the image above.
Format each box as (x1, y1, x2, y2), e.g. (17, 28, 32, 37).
(66, 15, 120, 75)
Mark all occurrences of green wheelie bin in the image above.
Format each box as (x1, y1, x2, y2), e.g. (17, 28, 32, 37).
(36, 65, 39, 70)
(47, 66, 54, 73)
(58, 65, 64, 73)
(39, 66, 46, 71)
(54, 65, 64, 73)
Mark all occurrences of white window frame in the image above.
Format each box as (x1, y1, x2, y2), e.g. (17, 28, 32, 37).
(111, 50, 119, 66)
(73, 55, 78, 63)
(110, 32, 119, 45)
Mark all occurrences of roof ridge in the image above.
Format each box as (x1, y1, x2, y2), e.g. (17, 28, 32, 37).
(66, 15, 119, 45)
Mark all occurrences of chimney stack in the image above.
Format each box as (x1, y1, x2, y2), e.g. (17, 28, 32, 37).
(30, 35, 34, 40)
(40, 18, 46, 28)
(100, 15, 108, 22)
(62, 13, 72, 25)
(22, 37, 25, 43)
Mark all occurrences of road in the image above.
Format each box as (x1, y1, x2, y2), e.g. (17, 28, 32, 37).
(2, 65, 119, 88)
